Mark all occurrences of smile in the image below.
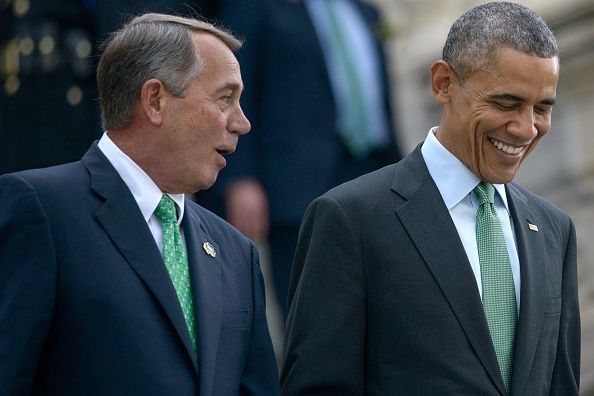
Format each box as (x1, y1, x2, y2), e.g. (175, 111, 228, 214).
(489, 138, 524, 155)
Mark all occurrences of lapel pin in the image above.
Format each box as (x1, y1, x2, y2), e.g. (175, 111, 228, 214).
(528, 223, 539, 232)
(202, 242, 216, 258)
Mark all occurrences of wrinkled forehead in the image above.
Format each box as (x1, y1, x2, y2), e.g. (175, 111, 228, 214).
(476, 48, 559, 102)
(190, 32, 244, 91)
(193, 32, 240, 69)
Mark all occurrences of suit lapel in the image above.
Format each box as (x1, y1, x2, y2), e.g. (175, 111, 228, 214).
(81, 144, 199, 370)
(183, 207, 222, 396)
(507, 184, 547, 395)
(392, 147, 506, 395)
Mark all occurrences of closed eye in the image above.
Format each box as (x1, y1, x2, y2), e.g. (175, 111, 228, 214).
(534, 105, 553, 115)
(492, 100, 520, 111)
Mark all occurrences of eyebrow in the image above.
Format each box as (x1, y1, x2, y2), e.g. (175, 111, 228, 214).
(216, 82, 243, 95)
(488, 93, 556, 106)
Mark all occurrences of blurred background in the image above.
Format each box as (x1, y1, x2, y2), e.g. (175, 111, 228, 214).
(1, 0, 592, 393)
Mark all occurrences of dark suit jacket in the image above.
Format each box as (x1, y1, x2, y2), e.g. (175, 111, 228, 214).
(282, 146, 580, 395)
(199, 0, 401, 225)
(0, 144, 280, 395)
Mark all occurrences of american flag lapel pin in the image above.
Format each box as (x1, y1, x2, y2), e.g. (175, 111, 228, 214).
(528, 223, 539, 232)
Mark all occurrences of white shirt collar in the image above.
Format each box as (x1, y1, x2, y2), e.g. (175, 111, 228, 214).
(421, 126, 509, 211)
(97, 132, 185, 225)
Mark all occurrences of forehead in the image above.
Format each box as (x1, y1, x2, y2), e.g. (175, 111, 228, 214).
(475, 47, 559, 99)
(192, 32, 240, 75)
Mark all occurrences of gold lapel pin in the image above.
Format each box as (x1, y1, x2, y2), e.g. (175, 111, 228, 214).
(202, 242, 216, 258)
(528, 223, 539, 232)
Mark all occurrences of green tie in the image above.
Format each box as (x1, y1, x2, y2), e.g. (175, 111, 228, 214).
(154, 195, 197, 351)
(474, 182, 517, 393)
(324, 0, 371, 158)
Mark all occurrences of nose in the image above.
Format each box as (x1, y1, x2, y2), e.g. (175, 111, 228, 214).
(229, 105, 251, 136)
(507, 107, 538, 140)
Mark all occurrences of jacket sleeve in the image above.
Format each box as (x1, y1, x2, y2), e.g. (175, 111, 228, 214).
(0, 174, 57, 394)
(281, 195, 366, 395)
(239, 242, 281, 395)
(549, 218, 580, 394)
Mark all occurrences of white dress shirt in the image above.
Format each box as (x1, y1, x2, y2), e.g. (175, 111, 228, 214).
(420, 127, 521, 312)
(97, 132, 185, 254)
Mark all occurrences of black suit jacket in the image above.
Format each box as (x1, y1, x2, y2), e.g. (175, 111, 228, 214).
(282, 146, 580, 395)
(0, 144, 280, 395)
(200, 0, 401, 224)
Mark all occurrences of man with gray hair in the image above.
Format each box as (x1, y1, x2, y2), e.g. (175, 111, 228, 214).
(282, 2, 580, 395)
(0, 13, 280, 395)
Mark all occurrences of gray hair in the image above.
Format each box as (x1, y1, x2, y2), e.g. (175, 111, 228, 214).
(442, 2, 558, 83)
(97, 13, 242, 130)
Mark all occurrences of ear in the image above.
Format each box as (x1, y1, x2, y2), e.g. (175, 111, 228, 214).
(430, 60, 455, 104)
(140, 79, 167, 127)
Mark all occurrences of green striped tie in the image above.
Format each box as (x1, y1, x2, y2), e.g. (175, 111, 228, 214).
(324, 0, 371, 158)
(154, 195, 197, 351)
(474, 182, 517, 394)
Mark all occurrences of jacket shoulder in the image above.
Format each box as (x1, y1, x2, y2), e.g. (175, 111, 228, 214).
(0, 162, 86, 198)
(508, 182, 571, 221)
(328, 164, 396, 198)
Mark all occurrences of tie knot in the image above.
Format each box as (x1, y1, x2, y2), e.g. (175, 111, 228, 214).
(154, 195, 178, 225)
(474, 181, 495, 206)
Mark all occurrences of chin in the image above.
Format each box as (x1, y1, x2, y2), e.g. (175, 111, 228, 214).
(482, 172, 516, 184)
(197, 174, 219, 191)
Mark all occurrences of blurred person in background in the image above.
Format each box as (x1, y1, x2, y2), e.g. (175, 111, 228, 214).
(196, 0, 403, 318)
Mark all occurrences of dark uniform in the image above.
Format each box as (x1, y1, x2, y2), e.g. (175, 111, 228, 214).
(0, 0, 101, 174)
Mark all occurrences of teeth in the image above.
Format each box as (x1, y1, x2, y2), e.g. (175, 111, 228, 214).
(490, 138, 523, 155)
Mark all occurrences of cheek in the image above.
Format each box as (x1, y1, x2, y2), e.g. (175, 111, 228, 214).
(200, 106, 227, 128)
(523, 130, 546, 159)
(527, 117, 550, 148)
(469, 113, 490, 150)
(536, 117, 551, 137)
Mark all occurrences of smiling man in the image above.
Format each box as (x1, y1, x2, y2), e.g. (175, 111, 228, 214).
(282, 2, 580, 395)
(0, 13, 280, 395)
